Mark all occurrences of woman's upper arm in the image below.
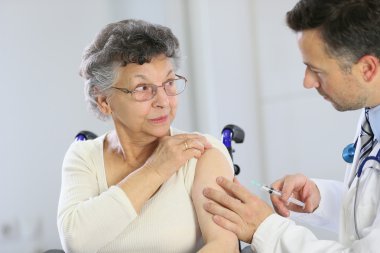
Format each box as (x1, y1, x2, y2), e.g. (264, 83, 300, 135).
(191, 142, 238, 251)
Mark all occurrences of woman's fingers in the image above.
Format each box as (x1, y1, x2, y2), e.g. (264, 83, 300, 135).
(175, 134, 212, 149)
(184, 148, 202, 159)
(148, 134, 212, 181)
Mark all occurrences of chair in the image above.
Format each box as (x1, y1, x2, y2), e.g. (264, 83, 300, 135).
(221, 124, 245, 175)
(74, 130, 98, 141)
(220, 125, 246, 253)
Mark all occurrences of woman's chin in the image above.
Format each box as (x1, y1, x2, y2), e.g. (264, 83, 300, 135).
(148, 124, 171, 138)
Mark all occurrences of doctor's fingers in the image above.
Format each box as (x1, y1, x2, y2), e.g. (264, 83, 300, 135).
(211, 212, 254, 244)
(302, 181, 321, 213)
(203, 187, 245, 215)
(271, 178, 284, 191)
(215, 176, 253, 203)
(275, 174, 308, 202)
(203, 200, 242, 226)
(270, 195, 290, 217)
(204, 198, 254, 243)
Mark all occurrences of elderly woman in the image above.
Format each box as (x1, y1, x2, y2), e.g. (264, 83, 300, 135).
(57, 19, 238, 253)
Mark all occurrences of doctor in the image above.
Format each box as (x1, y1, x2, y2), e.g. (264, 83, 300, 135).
(203, 0, 380, 252)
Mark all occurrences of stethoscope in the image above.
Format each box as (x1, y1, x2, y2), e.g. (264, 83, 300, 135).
(342, 139, 380, 239)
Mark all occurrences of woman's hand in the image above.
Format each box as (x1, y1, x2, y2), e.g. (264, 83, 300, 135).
(144, 133, 212, 181)
(118, 133, 211, 213)
(270, 173, 321, 217)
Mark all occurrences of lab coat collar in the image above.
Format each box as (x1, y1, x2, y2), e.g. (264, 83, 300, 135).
(368, 105, 380, 142)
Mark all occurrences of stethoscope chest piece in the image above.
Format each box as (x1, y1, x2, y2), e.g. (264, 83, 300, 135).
(343, 143, 356, 163)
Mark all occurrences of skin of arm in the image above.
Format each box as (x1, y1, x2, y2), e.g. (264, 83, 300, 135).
(192, 147, 239, 253)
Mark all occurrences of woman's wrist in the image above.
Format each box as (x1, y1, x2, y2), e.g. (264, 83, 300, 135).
(117, 166, 165, 212)
(140, 163, 167, 184)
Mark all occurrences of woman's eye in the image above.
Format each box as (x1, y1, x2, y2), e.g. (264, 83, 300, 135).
(135, 85, 151, 92)
(166, 81, 174, 86)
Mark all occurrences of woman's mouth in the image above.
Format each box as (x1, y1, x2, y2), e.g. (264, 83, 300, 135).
(149, 115, 169, 124)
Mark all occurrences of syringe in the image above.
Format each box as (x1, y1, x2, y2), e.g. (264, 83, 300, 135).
(251, 180, 305, 208)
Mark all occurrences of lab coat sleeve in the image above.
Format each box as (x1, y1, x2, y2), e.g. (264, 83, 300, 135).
(290, 179, 344, 233)
(251, 214, 346, 253)
(251, 205, 380, 253)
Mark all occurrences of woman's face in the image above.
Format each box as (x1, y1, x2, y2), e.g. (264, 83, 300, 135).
(106, 54, 178, 139)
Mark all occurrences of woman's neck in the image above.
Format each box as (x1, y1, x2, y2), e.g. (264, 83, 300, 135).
(106, 130, 159, 168)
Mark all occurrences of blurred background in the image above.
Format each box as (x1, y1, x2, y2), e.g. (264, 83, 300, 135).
(0, 0, 360, 252)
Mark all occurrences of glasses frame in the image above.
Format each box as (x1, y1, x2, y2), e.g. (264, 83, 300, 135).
(111, 74, 188, 102)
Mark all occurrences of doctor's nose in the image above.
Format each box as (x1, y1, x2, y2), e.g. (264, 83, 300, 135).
(303, 68, 320, 89)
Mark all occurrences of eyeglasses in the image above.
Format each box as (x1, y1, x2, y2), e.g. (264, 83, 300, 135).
(111, 74, 187, 102)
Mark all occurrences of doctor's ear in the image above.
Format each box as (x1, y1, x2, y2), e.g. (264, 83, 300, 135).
(357, 55, 379, 82)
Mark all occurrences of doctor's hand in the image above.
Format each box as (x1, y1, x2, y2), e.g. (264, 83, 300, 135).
(203, 176, 273, 243)
(270, 173, 321, 217)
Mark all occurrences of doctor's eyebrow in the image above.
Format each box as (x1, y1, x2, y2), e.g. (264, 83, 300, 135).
(304, 62, 323, 72)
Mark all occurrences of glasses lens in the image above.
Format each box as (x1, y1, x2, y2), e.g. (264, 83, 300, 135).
(165, 78, 186, 96)
(133, 84, 155, 101)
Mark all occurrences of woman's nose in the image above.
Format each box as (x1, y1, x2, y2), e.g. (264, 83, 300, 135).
(153, 86, 169, 107)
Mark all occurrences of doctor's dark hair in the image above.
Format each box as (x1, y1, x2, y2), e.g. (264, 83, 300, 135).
(286, 0, 380, 70)
(79, 19, 180, 120)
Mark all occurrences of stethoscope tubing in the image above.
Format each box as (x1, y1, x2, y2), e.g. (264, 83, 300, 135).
(346, 142, 380, 239)
(357, 156, 379, 178)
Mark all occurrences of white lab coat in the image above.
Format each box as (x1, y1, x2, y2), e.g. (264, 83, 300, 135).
(250, 111, 380, 253)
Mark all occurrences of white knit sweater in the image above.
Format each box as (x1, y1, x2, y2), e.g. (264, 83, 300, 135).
(57, 128, 232, 253)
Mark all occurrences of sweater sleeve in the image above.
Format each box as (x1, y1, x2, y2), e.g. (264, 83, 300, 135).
(176, 129, 234, 194)
(57, 140, 137, 253)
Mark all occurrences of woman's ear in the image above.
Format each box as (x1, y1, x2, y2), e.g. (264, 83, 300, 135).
(96, 95, 112, 115)
(358, 55, 379, 82)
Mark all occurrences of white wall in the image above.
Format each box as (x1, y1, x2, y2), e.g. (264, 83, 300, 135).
(0, 0, 360, 251)
(0, 1, 115, 251)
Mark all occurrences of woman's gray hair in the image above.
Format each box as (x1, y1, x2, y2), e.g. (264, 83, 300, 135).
(79, 19, 181, 120)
